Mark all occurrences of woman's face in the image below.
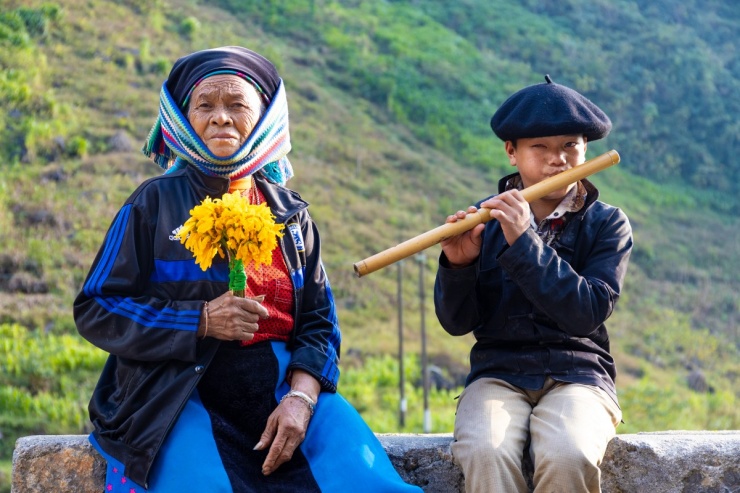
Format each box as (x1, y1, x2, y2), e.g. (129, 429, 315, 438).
(187, 74, 263, 158)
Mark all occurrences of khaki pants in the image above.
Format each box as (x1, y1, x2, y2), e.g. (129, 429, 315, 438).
(452, 377, 621, 493)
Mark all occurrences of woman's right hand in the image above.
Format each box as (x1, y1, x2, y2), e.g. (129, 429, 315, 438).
(198, 291, 269, 341)
(440, 206, 485, 268)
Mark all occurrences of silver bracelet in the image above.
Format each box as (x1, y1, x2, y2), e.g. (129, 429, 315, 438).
(280, 390, 316, 415)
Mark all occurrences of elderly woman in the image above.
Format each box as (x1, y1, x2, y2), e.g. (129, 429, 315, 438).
(74, 46, 421, 493)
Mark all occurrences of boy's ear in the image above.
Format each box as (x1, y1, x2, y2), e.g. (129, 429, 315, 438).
(505, 141, 517, 166)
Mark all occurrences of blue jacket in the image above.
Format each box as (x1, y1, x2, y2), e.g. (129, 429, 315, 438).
(74, 165, 341, 487)
(434, 175, 632, 404)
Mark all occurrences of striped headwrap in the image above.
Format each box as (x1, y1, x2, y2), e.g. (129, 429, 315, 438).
(142, 75, 293, 185)
(141, 47, 293, 185)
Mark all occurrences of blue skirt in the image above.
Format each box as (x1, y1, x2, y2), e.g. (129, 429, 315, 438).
(91, 341, 421, 492)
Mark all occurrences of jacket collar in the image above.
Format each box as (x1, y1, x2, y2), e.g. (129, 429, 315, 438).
(254, 173, 309, 223)
(183, 165, 308, 224)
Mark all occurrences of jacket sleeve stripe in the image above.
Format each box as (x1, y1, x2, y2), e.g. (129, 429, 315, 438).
(290, 266, 304, 290)
(150, 259, 228, 283)
(320, 275, 341, 384)
(322, 271, 341, 349)
(95, 296, 200, 330)
(83, 204, 132, 298)
(321, 359, 340, 386)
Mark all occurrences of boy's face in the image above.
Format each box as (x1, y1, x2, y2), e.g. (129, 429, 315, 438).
(505, 134, 587, 200)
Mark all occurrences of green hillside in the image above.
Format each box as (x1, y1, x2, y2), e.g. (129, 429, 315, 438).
(1, 0, 738, 487)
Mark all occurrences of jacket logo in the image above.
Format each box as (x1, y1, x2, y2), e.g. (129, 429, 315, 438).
(288, 223, 304, 252)
(169, 225, 185, 241)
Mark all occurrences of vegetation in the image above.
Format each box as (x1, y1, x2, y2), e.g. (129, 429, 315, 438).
(0, 0, 738, 490)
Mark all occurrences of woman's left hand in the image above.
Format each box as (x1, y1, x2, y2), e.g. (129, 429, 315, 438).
(254, 370, 320, 475)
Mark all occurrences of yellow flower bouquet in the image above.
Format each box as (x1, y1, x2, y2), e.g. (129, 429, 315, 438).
(178, 191, 284, 297)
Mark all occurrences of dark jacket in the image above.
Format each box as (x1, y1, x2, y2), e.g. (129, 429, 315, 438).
(434, 174, 632, 404)
(74, 165, 341, 487)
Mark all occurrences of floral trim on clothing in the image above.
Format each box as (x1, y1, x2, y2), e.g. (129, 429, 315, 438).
(105, 465, 145, 493)
(89, 435, 146, 493)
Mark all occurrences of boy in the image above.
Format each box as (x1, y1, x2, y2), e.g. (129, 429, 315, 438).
(434, 75, 632, 492)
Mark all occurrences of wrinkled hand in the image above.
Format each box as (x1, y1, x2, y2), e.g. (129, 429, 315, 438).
(199, 291, 269, 341)
(254, 394, 312, 475)
(254, 371, 320, 476)
(480, 189, 530, 246)
(440, 205, 485, 268)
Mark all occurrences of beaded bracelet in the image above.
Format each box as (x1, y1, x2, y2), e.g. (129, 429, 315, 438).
(280, 390, 316, 415)
(200, 301, 209, 339)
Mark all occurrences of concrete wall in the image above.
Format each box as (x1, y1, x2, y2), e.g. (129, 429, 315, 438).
(12, 432, 740, 492)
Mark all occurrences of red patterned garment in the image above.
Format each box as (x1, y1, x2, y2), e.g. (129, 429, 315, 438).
(229, 180, 295, 346)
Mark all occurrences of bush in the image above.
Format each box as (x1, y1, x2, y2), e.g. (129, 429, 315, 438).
(151, 57, 170, 75)
(179, 16, 200, 40)
(340, 353, 460, 433)
(0, 323, 107, 460)
(66, 136, 88, 158)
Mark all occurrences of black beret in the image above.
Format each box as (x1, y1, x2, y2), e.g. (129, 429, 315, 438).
(166, 46, 280, 107)
(490, 75, 611, 142)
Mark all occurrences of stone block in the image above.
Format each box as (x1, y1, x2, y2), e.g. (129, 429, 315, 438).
(11, 431, 740, 492)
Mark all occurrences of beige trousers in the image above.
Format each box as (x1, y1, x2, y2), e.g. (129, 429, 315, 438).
(452, 377, 621, 493)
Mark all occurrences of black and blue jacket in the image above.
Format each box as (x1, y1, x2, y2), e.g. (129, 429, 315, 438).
(74, 164, 341, 486)
(434, 175, 632, 404)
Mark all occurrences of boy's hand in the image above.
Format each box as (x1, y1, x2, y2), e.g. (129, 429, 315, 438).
(480, 189, 530, 246)
(440, 206, 485, 268)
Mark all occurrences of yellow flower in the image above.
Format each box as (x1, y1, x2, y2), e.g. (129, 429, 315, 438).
(177, 191, 284, 273)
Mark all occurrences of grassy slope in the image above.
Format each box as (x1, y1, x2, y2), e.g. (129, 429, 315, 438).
(1, 0, 738, 444)
(1, 0, 490, 358)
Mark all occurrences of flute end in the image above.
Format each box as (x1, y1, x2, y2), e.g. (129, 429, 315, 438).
(608, 149, 621, 164)
(353, 262, 365, 278)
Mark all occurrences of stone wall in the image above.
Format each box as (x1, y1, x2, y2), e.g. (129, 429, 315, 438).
(12, 431, 740, 492)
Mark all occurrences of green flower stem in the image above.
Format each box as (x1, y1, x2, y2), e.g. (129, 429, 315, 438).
(229, 257, 247, 298)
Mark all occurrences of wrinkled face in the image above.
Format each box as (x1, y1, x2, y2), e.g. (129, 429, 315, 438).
(505, 134, 587, 200)
(187, 74, 263, 158)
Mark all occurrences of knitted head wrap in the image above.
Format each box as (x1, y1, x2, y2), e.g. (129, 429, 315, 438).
(166, 46, 279, 105)
(142, 46, 293, 185)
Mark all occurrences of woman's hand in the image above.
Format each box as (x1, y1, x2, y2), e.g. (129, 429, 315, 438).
(440, 205, 485, 268)
(254, 370, 321, 475)
(198, 291, 269, 342)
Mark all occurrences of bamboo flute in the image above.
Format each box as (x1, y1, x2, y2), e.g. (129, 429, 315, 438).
(353, 149, 620, 277)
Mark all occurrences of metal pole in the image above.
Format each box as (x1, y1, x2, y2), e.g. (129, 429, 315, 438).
(397, 259, 406, 428)
(417, 253, 430, 433)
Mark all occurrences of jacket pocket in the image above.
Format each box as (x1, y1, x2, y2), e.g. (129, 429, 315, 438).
(93, 360, 148, 422)
(273, 278, 294, 311)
